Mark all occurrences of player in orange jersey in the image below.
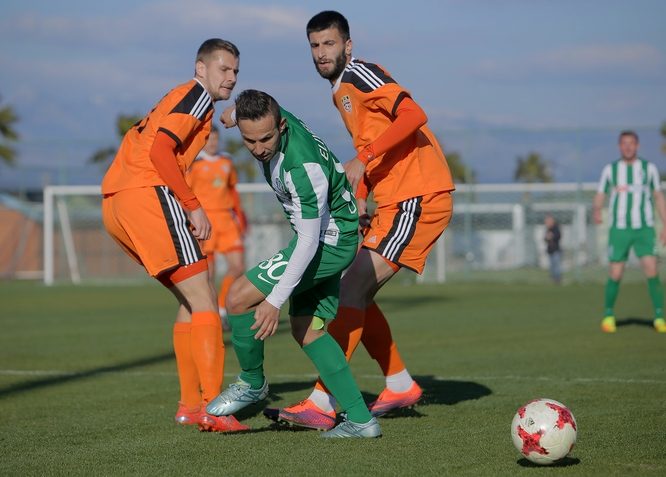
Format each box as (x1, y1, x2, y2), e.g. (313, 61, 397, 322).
(265, 11, 455, 429)
(101, 38, 246, 433)
(187, 126, 247, 328)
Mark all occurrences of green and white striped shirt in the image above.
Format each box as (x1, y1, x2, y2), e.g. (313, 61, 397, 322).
(262, 108, 358, 247)
(597, 158, 661, 229)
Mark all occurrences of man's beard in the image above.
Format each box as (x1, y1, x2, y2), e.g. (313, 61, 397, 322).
(315, 50, 347, 80)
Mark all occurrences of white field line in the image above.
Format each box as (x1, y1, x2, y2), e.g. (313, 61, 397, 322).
(0, 369, 664, 385)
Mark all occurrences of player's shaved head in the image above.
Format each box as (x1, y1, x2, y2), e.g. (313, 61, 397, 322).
(235, 90, 281, 126)
(307, 10, 350, 41)
(196, 38, 240, 62)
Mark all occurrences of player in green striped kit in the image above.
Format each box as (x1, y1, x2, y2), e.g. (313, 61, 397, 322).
(205, 89, 381, 437)
(593, 130, 666, 333)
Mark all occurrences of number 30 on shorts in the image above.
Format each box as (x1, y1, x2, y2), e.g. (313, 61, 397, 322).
(257, 252, 289, 283)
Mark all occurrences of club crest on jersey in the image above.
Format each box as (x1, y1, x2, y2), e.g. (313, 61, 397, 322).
(273, 178, 289, 201)
(341, 95, 352, 113)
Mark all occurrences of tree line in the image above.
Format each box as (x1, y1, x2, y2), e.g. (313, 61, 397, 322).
(1, 98, 665, 183)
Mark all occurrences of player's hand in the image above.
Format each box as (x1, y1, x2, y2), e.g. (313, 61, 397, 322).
(344, 157, 366, 194)
(593, 208, 603, 225)
(236, 210, 249, 236)
(188, 207, 212, 241)
(220, 106, 236, 129)
(357, 198, 371, 235)
(251, 301, 280, 340)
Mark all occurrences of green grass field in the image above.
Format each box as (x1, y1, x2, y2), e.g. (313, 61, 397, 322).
(1, 280, 665, 476)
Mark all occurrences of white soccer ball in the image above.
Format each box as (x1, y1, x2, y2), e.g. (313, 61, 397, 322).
(510, 398, 577, 465)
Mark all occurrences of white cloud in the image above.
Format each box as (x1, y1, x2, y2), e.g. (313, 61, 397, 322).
(471, 43, 666, 79)
(0, 1, 309, 49)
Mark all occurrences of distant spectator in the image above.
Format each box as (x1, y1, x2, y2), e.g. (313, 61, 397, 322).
(544, 214, 562, 284)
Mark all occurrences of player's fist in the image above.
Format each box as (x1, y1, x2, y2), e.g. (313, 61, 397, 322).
(344, 157, 366, 195)
(188, 207, 212, 241)
(593, 208, 603, 225)
(660, 227, 666, 247)
(220, 106, 236, 129)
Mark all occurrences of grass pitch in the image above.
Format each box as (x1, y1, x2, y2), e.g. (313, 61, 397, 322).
(1, 279, 665, 476)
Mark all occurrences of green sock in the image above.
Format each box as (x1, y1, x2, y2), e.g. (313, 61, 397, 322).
(229, 311, 264, 389)
(303, 333, 371, 424)
(647, 276, 664, 318)
(604, 278, 620, 316)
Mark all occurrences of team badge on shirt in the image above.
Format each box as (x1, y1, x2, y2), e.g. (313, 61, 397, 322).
(341, 95, 352, 113)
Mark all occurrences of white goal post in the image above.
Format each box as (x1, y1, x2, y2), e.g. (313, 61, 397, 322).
(44, 181, 660, 285)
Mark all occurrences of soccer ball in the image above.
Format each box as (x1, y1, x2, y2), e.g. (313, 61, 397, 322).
(511, 398, 577, 465)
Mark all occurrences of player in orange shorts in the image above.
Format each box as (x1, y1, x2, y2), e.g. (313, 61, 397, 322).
(187, 126, 247, 328)
(265, 11, 455, 429)
(101, 38, 246, 433)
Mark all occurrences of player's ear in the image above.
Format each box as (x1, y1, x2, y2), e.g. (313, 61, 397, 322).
(195, 59, 206, 78)
(345, 39, 352, 57)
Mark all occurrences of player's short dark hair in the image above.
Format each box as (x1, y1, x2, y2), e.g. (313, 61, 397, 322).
(619, 130, 639, 143)
(235, 90, 281, 126)
(196, 38, 240, 62)
(306, 11, 350, 41)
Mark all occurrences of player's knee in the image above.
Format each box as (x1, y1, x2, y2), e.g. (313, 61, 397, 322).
(339, 282, 369, 308)
(226, 280, 249, 314)
(229, 264, 244, 278)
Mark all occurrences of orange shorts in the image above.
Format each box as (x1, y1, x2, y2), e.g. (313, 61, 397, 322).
(202, 209, 244, 255)
(102, 186, 206, 277)
(362, 191, 453, 273)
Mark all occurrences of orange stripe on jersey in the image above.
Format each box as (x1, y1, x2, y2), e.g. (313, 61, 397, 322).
(186, 154, 238, 211)
(332, 59, 454, 205)
(102, 79, 214, 195)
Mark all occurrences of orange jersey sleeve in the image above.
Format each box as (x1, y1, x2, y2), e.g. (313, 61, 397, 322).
(332, 59, 454, 205)
(102, 79, 214, 199)
(186, 154, 238, 211)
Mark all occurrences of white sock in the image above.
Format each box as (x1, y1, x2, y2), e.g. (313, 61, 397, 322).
(385, 369, 414, 393)
(307, 389, 336, 413)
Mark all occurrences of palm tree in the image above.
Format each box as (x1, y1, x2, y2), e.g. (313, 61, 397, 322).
(0, 96, 20, 166)
(514, 152, 553, 183)
(89, 114, 142, 164)
(446, 150, 475, 184)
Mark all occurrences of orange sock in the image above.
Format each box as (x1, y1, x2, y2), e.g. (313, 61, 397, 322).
(173, 322, 201, 408)
(314, 306, 365, 393)
(217, 274, 235, 309)
(361, 302, 406, 376)
(190, 311, 225, 403)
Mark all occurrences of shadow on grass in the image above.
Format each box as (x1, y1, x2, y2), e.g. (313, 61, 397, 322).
(415, 375, 492, 406)
(517, 457, 580, 467)
(236, 374, 493, 423)
(616, 317, 654, 328)
(0, 352, 174, 400)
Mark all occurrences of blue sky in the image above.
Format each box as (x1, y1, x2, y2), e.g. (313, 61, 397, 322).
(1, 0, 665, 187)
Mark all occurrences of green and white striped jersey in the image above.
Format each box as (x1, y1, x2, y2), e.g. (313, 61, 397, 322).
(262, 108, 358, 246)
(597, 158, 661, 229)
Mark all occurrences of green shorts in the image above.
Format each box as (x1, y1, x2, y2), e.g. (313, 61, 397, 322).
(608, 227, 657, 262)
(246, 236, 357, 320)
